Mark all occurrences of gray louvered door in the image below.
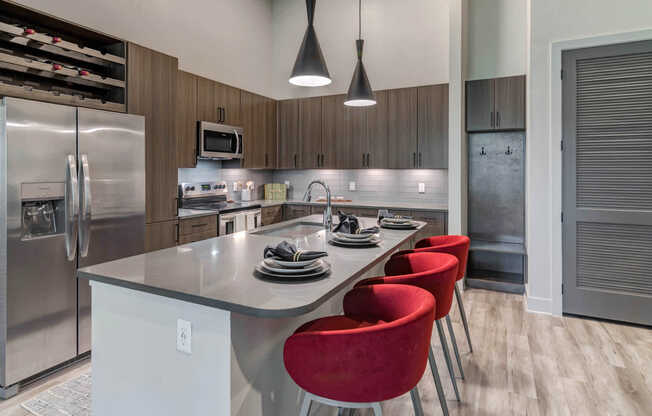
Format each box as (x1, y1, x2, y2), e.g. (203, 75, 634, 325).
(562, 40, 652, 325)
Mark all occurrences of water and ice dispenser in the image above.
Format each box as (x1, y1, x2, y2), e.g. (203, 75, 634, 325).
(20, 182, 66, 239)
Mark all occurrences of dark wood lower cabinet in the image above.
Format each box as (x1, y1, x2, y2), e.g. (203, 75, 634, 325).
(283, 204, 310, 221)
(145, 220, 179, 252)
(412, 211, 448, 242)
(261, 205, 283, 226)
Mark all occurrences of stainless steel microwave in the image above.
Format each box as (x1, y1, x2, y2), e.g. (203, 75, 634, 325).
(197, 121, 243, 160)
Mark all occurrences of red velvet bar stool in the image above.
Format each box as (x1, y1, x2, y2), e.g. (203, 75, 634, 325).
(413, 235, 472, 353)
(284, 284, 435, 416)
(356, 252, 460, 416)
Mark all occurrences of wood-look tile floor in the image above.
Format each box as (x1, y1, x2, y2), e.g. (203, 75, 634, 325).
(0, 289, 650, 416)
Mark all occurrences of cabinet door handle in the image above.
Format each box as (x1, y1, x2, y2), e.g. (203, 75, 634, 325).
(362, 153, 366, 167)
(316, 153, 320, 167)
(320, 154, 324, 167)
(366, 153, 370, 167)
(175, 223, 179, 243)
(419, 152, 422, 167)
(294, 153, 297, 168)
(490, 111, 495, 128)
(496, 111, 501, 128)
(265, 153, 268, 167)
(413, 152, 416, 168)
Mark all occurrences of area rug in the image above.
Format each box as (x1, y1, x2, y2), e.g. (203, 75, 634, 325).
(22, 372, 91, 416)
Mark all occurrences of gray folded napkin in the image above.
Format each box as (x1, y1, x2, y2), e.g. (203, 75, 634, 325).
(264, 241, 328, 262)
(333, 211, 379, 234)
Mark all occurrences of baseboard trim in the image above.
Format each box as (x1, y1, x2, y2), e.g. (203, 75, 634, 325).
(526, 295, 552, 314)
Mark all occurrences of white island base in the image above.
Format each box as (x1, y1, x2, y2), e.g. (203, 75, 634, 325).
(91, 270, 376, 416)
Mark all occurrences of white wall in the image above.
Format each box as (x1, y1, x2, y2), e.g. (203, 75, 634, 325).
(272, 0, 449, 99)
(14, 0, 276, 97)
(466, 0, 527, 80)
(527, 0, 652, 313)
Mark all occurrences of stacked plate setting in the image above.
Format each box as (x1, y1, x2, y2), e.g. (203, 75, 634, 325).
(329, 232, 381, 247)
(255, 257, 331, 279)
(380, 217, 418, 229)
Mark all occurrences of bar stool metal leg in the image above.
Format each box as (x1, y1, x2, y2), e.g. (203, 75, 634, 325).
(428, 346, 449, 416)
(436, 319, 461, 401)
(371, 402, 383, 416)
(299, 392, 313, 416)
(455, 283, 473, 353)
(410, 387, 425, 416)
(446, 315, 465, 380)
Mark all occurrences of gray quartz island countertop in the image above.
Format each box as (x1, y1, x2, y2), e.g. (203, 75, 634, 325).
(78, 215, 424, 318)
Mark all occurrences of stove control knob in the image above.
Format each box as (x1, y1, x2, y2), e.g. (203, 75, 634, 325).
(213, 185, 219, 190)
(184, 186, 191, 192)
(190, 186, 196, 191)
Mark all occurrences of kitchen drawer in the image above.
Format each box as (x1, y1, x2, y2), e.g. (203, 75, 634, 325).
(178, 229, 217, 245)
(283, 204, 310, 220)
(261, 205, 283, 226)
(179, 215, 218, 236)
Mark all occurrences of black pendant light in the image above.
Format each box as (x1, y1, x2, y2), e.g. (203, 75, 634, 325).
(289, 0, 331, 87)
(344, 0, 376, 107)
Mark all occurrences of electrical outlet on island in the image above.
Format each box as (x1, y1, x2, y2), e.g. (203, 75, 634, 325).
(177, 319, 192, 354)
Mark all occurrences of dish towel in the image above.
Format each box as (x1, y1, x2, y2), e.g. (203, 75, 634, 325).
(264, 241, 328, 262)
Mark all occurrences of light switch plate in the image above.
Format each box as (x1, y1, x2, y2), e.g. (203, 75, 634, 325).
(418, 183, 426, 193)
(284, 181, 290, 187)
(349, 181, 356, 191)
(177, 319, 192, 354)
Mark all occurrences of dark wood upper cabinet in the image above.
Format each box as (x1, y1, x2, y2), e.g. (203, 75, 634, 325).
(466, 75, 525, 132)
(347, 103, 367, 169)
(176, 70, 198, 168)
(365, 90, 389, 168)
(241, 91, 265, 168)
(197, 76, 218, 123)
(215, 82, 241, 126)
(127, 43, 178, 223)
(494, 76, 525, 130)
(277, 99, 300, 169)
(298, 97, 322, 169)
(241, 92, 277, 169)
(322, 94, 350, 169)
(387, 87, 418, 169)
(264, 97, 278, 169)
(418, 84, 448, 169)
(466, 79, 494, 131)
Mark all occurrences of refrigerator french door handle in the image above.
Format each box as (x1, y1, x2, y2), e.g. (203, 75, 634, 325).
(65, 154, 79, 261)
(79, 154, 92, 257)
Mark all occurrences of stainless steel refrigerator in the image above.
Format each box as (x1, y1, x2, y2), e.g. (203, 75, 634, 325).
(0, 97, 145, 396)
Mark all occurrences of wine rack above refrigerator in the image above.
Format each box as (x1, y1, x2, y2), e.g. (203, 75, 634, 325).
(0, 0, 126, 112)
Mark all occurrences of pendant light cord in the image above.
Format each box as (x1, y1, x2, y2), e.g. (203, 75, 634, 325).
(358, 0, 362, 40)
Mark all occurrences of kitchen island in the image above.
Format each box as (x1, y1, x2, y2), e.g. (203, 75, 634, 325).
(78, 215, 424, 416)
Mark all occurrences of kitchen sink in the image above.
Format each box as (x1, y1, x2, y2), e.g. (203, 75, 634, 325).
(252, 221, 325, 238)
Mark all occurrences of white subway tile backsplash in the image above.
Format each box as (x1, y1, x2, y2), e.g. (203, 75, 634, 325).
(179, 162, 448, 206)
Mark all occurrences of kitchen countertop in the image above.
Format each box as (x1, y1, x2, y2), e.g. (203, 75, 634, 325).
(78, 215, 424, 317)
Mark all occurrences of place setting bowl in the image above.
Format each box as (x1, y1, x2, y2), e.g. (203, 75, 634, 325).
(379, 217, 419, 230)
(255, 257, 331, 280)
(328, 231, 382, 248)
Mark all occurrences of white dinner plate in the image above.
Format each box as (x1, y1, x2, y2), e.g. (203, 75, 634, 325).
(262, 258, 325, 274)
(269, 258, 319, 268)
(331, 235, 381, 245)
(380, 222, 417, 230)
(255, 262, 330, 279)
(333, 232, 377, 240)
(332, 233, 378, 242)
(381, 217, 412, 224)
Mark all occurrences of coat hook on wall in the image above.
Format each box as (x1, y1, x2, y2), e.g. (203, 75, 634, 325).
(505, 145, 513, 155)
(480, 146, 487, 156)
